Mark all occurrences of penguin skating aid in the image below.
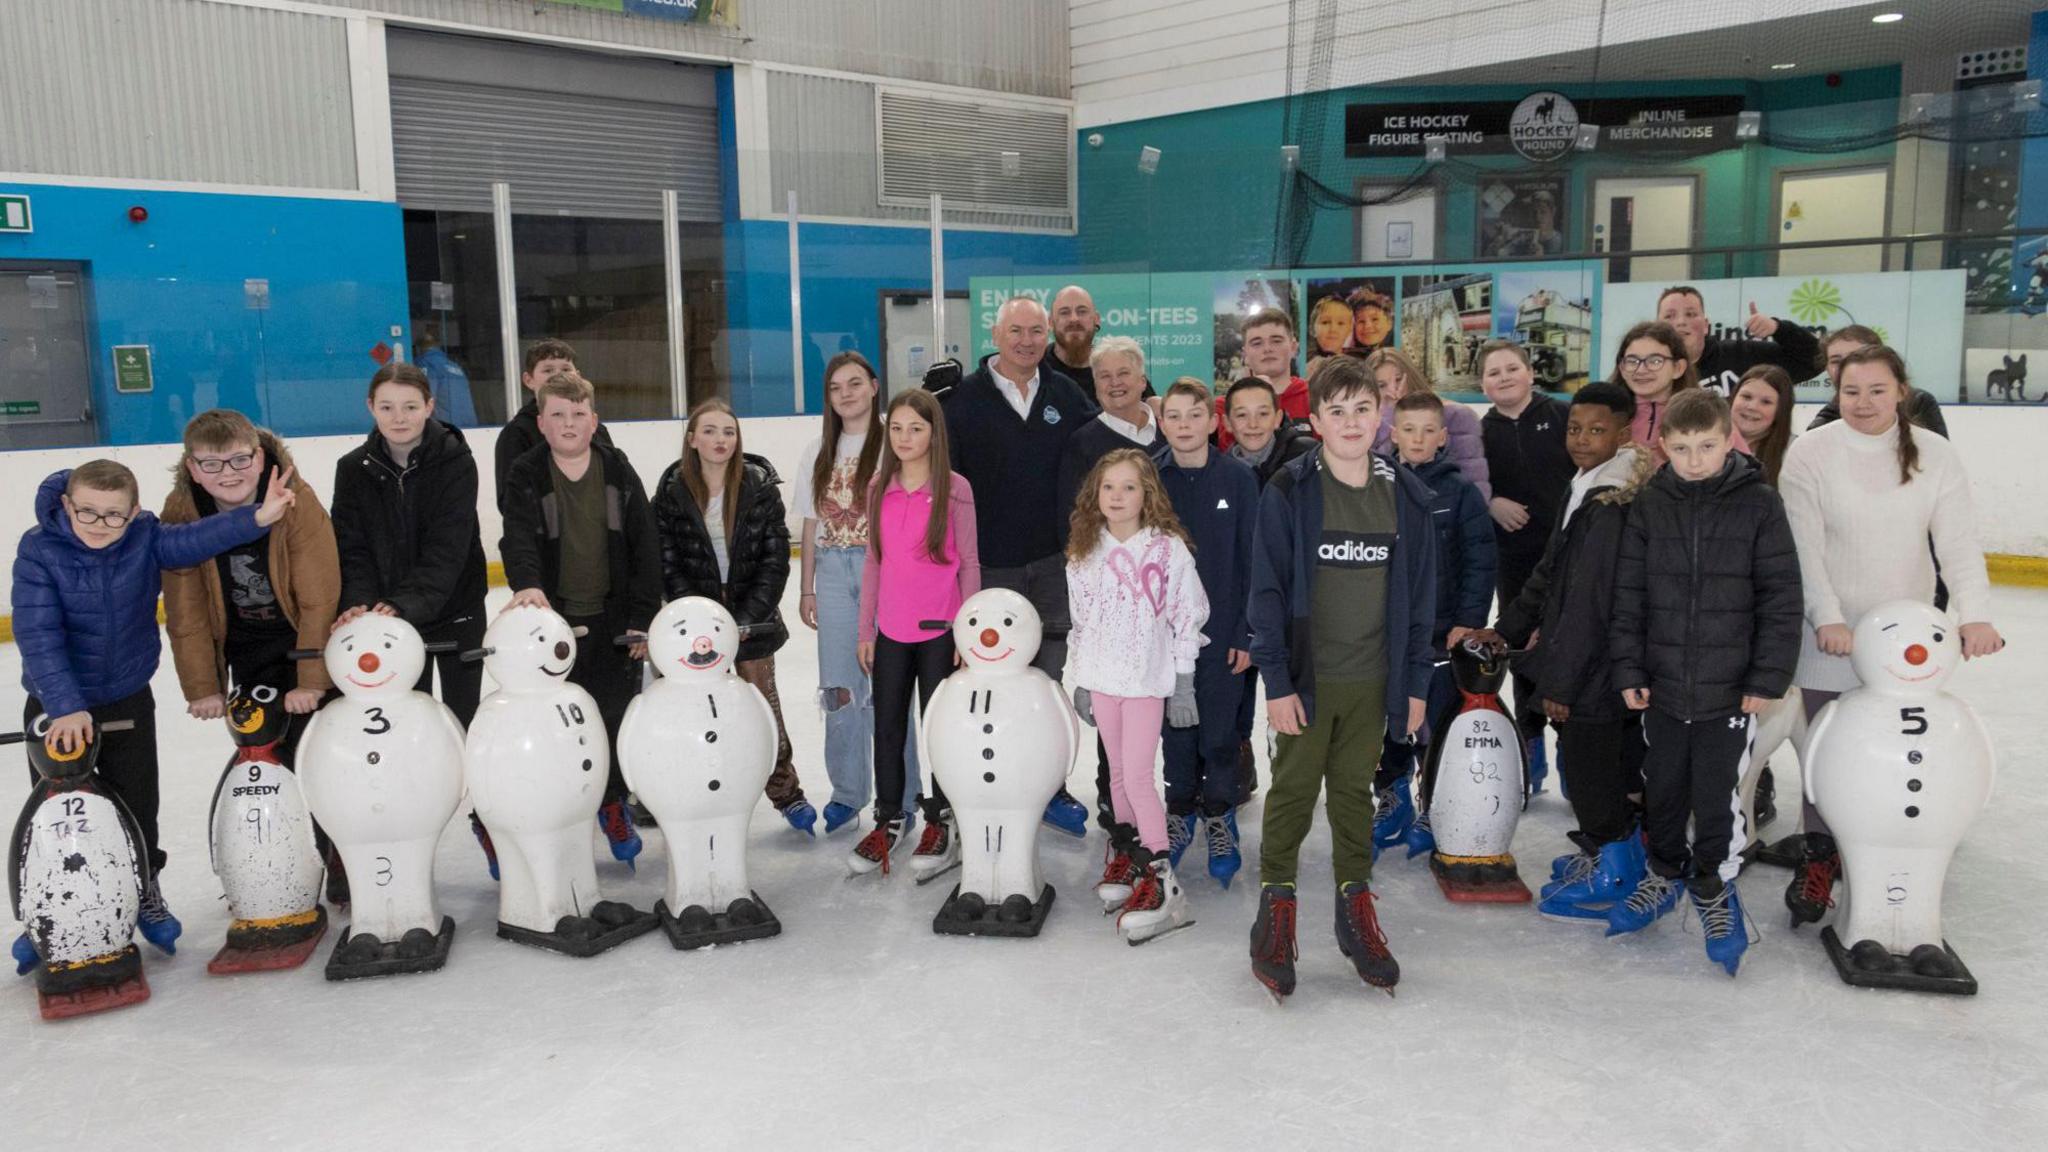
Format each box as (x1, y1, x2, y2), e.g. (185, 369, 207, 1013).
(1417, 639, 1531, 903)
(204, 685, 328, 974)
(6, 716, 151, 1020)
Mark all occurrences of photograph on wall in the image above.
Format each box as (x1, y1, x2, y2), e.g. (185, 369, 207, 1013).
(1965, 347, 2045, 404)
(1493, 269, 1595, 391)
(1212, 276, 1297, 389)
(1301, 277, 1396, 376)
(1477, 174, 1569, 260)
(1399, 272, 1494, 391)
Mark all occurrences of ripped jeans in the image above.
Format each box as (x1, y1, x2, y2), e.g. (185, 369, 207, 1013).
(815, 547, 920, 815)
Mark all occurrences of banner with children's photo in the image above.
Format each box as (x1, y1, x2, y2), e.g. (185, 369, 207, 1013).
(1598, 269, 1967, 401)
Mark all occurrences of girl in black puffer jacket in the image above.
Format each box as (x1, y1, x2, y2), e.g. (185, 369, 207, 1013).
(651, 400, 815, 832)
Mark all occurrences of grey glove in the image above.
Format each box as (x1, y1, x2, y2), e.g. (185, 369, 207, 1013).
(1072, 686, 1095, 726)
(1166, 672, 1199, 729)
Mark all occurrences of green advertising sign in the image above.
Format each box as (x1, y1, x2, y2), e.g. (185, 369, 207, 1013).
(113, 345, 153, 394)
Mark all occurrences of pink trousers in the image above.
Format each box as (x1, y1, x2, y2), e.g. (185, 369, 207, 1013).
(1094, 693, 1168, 853)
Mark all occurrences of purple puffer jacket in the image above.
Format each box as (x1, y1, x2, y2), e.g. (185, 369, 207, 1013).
(1375, 402, 1493, 501)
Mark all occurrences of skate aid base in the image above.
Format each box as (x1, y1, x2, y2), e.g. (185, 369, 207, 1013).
(1430, 853, 1532, 903)
(932, 883, 1056, 938)
(324, 915, 456, 981)
(36, 945, 150, 1020)
(209, 906, 330, 975)
(498, 901, 659, 958)
(1821, 927, 1978, 996)
(656, 894, 781, 950)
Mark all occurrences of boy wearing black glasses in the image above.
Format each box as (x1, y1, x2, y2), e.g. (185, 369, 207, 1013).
(11, 456, 297, 971)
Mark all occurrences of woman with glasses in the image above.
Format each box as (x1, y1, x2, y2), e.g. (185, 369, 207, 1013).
(1609, 321, 1749, 466)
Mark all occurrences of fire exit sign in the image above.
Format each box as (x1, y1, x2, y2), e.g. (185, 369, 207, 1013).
(0, 194, 30, 234)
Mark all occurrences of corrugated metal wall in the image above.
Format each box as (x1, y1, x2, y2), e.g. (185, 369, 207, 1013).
(336, 0, 1070, 98)
(0, 0, 358, 189)
(766, 71, 1072, 231)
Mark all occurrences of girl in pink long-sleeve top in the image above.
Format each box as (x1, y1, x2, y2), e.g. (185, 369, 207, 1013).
(847, 388, 980, 879)
(1065, 448, 1208, 943)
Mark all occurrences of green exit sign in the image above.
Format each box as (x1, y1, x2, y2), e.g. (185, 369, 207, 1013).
(0, 194, 30, 234)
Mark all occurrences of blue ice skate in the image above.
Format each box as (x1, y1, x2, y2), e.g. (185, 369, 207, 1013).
(1042, 791, 1090, 839)
(822, 801, 862, 835)
(782, 799, 819, 837)
(12, 932, 36, 975)
(471, 812, 500, 882)
(598, 799, 643, 871)
(137, 877, 181, 956)
(1167, 812, 1198, 868)
(1371, 776, 1415, 861)
(1205, 811, 1242, 889)
(1605, 873, 1682, 937)
(1693, 880, 1752, 976)
(1542, 835, 1646, 921)
(1525, 734, 1549, 796)
(1402, 808, 1435, 859)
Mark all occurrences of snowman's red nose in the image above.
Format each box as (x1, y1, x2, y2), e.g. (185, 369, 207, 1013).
(1904, 644, 1928, 666)
(358, 652, 381, 674)
(980, 628, 1000, 649)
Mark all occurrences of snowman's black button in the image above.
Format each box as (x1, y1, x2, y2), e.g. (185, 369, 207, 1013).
(1905, 806, 1920, 818)
(983, 772, 995, 783)
(1907, 779, 1921, 792)
(581, 759, 593, 773)
(367, 751, 380, 765)
(982, 748, 994, 760)
(983, 724, 994, 734)
(1908, 750, 1923, 765)
(706, 731, 718, 744)
(709, 780, 721, 791)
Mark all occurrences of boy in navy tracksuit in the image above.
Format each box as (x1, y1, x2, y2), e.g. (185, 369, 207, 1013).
(1371, 392, 1495, 858)
(1246, 357, 1436, 999)
(12, 459, 295, 969)
(1151, 379, 1260, 888)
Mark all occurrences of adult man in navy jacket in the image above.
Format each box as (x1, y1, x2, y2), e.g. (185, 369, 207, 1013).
(940, 296, 1099, 836)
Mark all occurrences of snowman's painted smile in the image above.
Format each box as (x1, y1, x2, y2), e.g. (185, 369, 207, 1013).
(684, 649, 726, 670)
(1887, 663, 1941, 683)
(540, 660, 572, 677)
(970, 646, 1013, 663)
(346, 672, 396, 689)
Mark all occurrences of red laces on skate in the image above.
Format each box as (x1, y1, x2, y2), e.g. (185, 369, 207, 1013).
(599, 803, 635, 845)
(1798, 856, 1839, 911)
(1262, 897, 1298, 963)
(1099, 852, 1136, 887)
(915, 822, 948, 855)
(1348, 888, 1391, 959)
(856, 825, 895, 874)
(1126, 870, 1162, 912)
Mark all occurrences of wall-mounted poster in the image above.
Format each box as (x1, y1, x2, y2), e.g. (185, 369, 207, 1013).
(1212, 277, 1297, 387)
(1301, 276, 1396, 376)
(1478, 174, 1569, 260)
(1495, 269, 1597, 391)
(1400, 272, 1495, 390)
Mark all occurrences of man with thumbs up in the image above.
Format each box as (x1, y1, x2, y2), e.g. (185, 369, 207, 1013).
(1656, 287, 1821, 396)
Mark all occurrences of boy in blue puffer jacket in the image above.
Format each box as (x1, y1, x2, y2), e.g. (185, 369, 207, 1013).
(12, 459, 296, 969)
(1372, 392, 1496, 856)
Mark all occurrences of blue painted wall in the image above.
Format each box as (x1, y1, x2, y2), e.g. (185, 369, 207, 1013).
(0, 182, 410, 446)
(1077, 67, 1901, 275)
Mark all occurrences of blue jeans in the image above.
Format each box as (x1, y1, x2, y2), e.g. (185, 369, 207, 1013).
(815, 547, 919, 815)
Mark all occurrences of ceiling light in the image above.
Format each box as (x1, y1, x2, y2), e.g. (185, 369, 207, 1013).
(1771, 62, 1797, 70)
(1873, 12, 1903, 23)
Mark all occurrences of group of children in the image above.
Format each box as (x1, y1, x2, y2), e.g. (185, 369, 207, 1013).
(12, 292, 2002, 998)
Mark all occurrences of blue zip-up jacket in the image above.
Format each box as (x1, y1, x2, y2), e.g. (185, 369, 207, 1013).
(14, 470, 266, 717)
(1248, 446, 1438, 734)
(1405, 450, 1497, 648)
(1152, 445, 1260, 653)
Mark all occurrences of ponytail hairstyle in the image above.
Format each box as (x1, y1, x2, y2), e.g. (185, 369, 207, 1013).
(867, 388, 955, 564)
(1733, 365, 1796, 486)
(681, 398, 746, 541)
(813, 351, 884, 516)
(1837, 345, 1921, 485)
(1067, 448, 1192, 562)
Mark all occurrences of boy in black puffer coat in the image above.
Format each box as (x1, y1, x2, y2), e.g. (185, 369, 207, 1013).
(1606, 389, 1802, 974)
(652, 424, 814, 834)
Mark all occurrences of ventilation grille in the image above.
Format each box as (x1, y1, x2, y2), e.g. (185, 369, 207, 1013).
(876, 88, 1071, 217)
(1957, 46, 2027, 82)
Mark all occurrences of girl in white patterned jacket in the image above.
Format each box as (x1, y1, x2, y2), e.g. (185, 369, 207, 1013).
(1065, 448, 1209, 943)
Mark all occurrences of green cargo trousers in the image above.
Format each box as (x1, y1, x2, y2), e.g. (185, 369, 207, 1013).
(1259, 678, 1386, 888)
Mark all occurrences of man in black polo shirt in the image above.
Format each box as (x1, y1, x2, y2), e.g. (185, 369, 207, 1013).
(941, 295, 1099, 836)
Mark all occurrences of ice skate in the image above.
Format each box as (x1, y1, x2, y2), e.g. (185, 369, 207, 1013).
(1690, 876, 1752, 976)
(1525, 734, 1549, 795)
(12, 932, 37, 976)
(781, 799, 818, 837)
(1605, 873, 1683, 936)
(1042, 790, 1090, 838)
(1334, 881, 1399, 995)
(1785, 834, 1839, 930)
(1403, 808, 1435, 858)
(847, 813, 913, 876)
(1118, 855, 1192, 945)
(470, 812, 500, 882)
(1249, 884, 1298, 1002)
(1541, 834, 1646, 922)
(821, 801, 861, 835)
(1166, 810, 1198, 868)
(598, 799, 642, 870)
(136, 876, 182, 957)
(1371, 776, 1415, 859)
(1096, 837, 1139, 913)
(1542, 851, 1596, 901)
(910, 813, 961, 885)
(1204, 811, 1241, 889)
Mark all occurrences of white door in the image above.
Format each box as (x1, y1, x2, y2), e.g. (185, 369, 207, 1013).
(1359, 186, 1438, 262)
(1776, 166, 1889, 274)
(1592, 176, 1696, 282)
(882, 294, 969, 396)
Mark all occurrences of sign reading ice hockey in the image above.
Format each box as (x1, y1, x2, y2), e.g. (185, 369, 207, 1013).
(1508, 92, 1578, 162)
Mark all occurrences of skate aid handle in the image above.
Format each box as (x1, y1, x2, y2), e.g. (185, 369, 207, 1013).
(0, 719, 137, 746)
(614, 624, 758, 648)
(919, 619, 952, 632)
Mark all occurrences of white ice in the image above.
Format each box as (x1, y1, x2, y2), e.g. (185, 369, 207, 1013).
(3, 583, 2046, 1149)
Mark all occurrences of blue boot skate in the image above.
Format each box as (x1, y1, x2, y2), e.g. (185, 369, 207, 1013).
(782, 799, 818, 837)
(598, 800, 643, 870)
(137, 876, 182, 956)
(1166, 812, 1198, 868)
(1693, 878, 1752, 976)
(1204, 811, 1242, 889)
(1371, 776, 1415, 861)
(1605, 872, 1682, 937)
(1402, 808, 1435, 859)
(12, 932, 36, 975)
(1042, 790, 1090, 839)
(1542, 834, 1646, 921)
(1525, 734, 1549, 796)
(822, 801, 862, 835)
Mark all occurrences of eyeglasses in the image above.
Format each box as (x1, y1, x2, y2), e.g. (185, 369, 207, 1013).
(1622, 355, 1671, 372)
(192, 452, 258, 474)
(71, 508, 131, 528)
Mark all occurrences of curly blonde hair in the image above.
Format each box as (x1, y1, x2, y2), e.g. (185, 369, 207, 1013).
(1066, 448, 1192, 562)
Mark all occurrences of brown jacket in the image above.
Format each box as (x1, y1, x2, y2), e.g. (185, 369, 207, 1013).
(161, 433, 340, 699)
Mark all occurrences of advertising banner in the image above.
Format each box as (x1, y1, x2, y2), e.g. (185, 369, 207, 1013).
(1345, 92, 1744, 160)
(543, 0, 735, 24)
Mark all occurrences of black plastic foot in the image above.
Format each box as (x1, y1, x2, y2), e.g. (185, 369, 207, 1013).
(932, 883, 1055, 938)
(1754, 834, 1807, 870)
(1821, 926, 1978, 995)
(656, 894, 782, 951)
(324, 915, 455, 981)
(497, 900, 658, 957)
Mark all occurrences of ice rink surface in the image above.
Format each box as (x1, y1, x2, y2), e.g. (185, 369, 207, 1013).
(3, 583, 2045, 1150)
